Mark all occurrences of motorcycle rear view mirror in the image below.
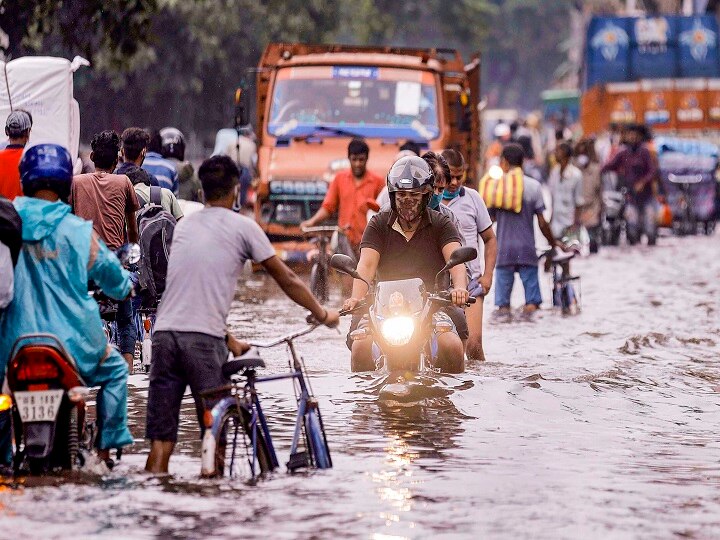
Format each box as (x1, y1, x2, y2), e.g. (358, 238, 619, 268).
(330, 254, 371, 288)
(435, 246, 477, 288)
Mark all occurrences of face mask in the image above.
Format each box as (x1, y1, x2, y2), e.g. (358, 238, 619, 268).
(396, 194, 423, 223)
(442, 188, 460, 200)
(575, 155, 589, 167)
(429, 193, 442, 209)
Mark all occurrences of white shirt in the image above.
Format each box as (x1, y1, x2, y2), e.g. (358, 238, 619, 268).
(154, 207, 276, 337)
(443, 187, 493, 279)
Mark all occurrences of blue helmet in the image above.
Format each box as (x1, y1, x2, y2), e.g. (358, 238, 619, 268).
(19, 144, 73, 200)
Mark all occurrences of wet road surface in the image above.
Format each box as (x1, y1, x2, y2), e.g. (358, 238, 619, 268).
(1, 233, 720, 539)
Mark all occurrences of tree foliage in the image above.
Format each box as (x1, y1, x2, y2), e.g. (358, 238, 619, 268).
(1, 0, 575, 146)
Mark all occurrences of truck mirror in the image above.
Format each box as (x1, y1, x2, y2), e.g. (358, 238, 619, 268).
(234, 88, 249, 128)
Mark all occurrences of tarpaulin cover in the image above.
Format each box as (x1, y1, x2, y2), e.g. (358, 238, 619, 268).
(0, 56, 88, 160)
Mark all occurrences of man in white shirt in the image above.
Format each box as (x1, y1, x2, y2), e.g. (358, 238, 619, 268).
(548, 141, 584, 240)
(441, 149, 497, 362)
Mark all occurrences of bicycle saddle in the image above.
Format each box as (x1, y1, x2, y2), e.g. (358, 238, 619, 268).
(222, 348, 266, 377)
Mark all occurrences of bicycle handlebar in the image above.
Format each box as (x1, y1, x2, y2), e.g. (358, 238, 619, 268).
(301, 225, 344, 235)
(246, 323, 319, 349)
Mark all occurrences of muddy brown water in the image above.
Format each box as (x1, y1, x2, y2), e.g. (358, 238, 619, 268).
(1, 234, 719, 539)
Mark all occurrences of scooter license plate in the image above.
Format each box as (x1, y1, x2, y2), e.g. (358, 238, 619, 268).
(14, 390, 64, 423)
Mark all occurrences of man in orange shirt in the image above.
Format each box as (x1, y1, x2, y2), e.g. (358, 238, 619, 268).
(0, 110, 33, 200)
(301, 138, 384, 261)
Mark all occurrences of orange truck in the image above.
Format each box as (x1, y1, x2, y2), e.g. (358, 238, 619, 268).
(252, 43, 481, 263)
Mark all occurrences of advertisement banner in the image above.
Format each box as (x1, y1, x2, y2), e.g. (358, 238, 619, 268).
(675, 78, 707, 129)
(586, 17, 631, 86)
(606, 82, 643, 124)
(641, 79, 674, 129)
(678, 16, 720, 78)
(706, 78, 720, 124)
(630, 16, 678, 79)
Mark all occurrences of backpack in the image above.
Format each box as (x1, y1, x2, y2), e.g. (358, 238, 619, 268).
(136, 187, 176, 304)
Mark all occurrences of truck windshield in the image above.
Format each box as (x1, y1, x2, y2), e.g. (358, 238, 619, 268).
(268, 66, 440, 140)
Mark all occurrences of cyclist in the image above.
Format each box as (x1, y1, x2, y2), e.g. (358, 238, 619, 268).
(0, 144, 134, 467)
(441, 149, 497, 362)
(145, 155, 339, 474)
(342, 155, 468, 373)
(301, 138, 384, 263)
(71, 130, 140, 371)
(160, 127, 202, 202)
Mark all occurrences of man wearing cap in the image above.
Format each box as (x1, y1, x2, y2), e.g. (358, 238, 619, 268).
(0, 110, 32, 200)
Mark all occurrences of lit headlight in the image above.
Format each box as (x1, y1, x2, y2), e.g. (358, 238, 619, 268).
(381, 316, 415, 346)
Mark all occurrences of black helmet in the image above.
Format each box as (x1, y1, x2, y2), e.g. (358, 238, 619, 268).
(387, 155, 434, 215)
(160, 127, 185, 161)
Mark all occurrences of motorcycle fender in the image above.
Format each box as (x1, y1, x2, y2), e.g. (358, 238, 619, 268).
(24, 421, 57, 459)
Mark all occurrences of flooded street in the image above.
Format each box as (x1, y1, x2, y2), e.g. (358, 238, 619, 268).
(2, 233, 720, 539)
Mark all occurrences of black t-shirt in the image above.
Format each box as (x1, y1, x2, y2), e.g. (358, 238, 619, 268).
(360, 209, 462, 290)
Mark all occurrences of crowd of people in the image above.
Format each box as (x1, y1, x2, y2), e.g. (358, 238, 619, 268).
(0, 106, 669, 474)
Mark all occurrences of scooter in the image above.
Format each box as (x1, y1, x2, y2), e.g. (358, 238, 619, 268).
(331, 247, 477, 391)
(601, 172, 626, 246)
(4, 244, 140, 474)
(5, 334, 95, 474)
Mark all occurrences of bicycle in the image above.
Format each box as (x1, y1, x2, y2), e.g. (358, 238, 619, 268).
(199, 322, 332, 480)
(539, 248, 581, 315)
(301, 225, 343, 303)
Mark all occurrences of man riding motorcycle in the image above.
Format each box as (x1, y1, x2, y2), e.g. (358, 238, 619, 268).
(0, 144, 134, 466)
(342, 156, 469, 373)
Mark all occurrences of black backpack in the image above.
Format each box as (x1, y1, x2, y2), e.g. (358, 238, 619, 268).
(0, 196, 21, 266)
(136, 187, 176, 304)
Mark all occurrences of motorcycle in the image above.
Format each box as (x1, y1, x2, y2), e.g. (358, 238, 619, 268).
(601, 172, 625, 246)
(331, 247, 477, 394)
(5, 334, 95, 473)
(3, 244, 139, 474)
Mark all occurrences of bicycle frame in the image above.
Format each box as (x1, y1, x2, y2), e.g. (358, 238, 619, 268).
(204, 325, 331, 477)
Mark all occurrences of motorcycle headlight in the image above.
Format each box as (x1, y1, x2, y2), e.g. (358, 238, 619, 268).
(381, 316, 415, 347)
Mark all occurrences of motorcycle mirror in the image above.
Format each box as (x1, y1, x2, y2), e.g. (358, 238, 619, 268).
(330, 254, 360, 277)
(435, 246, 477, 288)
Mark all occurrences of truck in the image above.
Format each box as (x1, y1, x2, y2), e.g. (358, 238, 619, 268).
(252, 43, 481, 263)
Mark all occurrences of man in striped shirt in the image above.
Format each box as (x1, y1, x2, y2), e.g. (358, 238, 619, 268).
(142, 130, 179, 194)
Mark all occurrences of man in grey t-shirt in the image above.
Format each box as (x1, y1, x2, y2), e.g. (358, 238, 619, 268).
(489, 144, 558, 315)
(145, 155, 339, 474)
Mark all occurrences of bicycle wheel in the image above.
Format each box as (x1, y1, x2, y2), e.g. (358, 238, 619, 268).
(305, 408, 331, 469)
(213, 404, 273, 479)
(309, 263, 328, 302)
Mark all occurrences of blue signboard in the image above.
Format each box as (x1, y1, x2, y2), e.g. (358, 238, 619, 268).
(678, 16, 720, 77)
(585, 15, 720, 87)
(331, 66, 379, 79)
(586, 17, 631, 86)
(629, 16, 678, 79)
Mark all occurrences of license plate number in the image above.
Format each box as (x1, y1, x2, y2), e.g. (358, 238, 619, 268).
(14, 390, 64, 422)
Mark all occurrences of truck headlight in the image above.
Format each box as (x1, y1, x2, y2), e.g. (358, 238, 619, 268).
(381, 316, 414, 346)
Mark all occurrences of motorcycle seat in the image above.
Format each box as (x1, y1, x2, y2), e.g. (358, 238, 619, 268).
(222, 348, 265, 377)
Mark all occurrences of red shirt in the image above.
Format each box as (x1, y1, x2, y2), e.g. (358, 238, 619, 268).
(0, 145, 24, 200)
(321, 169, 385, 246)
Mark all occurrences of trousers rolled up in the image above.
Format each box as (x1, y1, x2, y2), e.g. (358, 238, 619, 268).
(83, 348, 134, 450)
(116, 297, 138, 355)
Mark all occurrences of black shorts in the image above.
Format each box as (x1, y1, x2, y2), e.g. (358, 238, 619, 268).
(146, 330, 228, 442)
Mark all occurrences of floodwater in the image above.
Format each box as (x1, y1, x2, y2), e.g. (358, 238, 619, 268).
(2, 233, 720, 539)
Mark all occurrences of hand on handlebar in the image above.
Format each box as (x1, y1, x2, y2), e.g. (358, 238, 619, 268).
(306, 308, 340, 328)
(342, 297, 362, 312)
(450, 288, 469, 306)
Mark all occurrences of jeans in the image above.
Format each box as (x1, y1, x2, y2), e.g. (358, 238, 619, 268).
(116, 297, 137, 356)
(625, 199, 657, 245)
(495, 265, 542, 308)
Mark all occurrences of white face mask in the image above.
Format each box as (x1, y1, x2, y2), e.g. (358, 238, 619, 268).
(575, 155, 590, 167)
